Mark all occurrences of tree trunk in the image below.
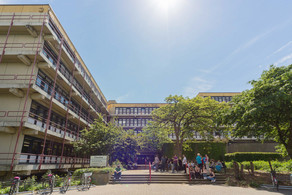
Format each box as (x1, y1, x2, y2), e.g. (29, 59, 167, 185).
(233, 162, 240, 180)
(250, 161, 254, 175)
(173, 125, 182, 157)
(174, 139, 183, 158)
(285, 133, 292, 159)
(240, 163, 244, 178)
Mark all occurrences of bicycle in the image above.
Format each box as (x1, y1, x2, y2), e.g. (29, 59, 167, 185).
(60, 171, 73, 194)
(9, 176, 20, 195)
(270, 169, 279, 191)
(77, 172, 92, 191)
(37, 173, 55, 195)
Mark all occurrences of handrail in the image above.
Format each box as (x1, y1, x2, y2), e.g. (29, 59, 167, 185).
(28, 112, 78, 138)
(188, 164, 191, 181)
(0, 74, 36, 81)
(0, 42, 42, 49)
(0, 153, 89, 165)
(149, 161, 151, 182)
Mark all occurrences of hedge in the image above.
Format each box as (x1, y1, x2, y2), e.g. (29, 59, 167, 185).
(224, 152, 282, 162)
(162, 142, 226, 161)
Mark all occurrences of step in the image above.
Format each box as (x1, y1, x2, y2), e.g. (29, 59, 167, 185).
(109, 180, 226, 184)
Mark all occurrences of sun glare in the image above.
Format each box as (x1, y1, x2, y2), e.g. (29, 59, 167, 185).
(151, 0, 181, 15)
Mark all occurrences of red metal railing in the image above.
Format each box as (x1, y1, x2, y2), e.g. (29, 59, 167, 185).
(27, 112, 78, 139)
(0, 42, 42, 49)
(149, 161, 151, 182)
(0, 74, 35, 81)
(188, 164, 191, 181)
(0, 111, 28, 122)
(0, 152, 89, 166)
(0, 14, 47, 21)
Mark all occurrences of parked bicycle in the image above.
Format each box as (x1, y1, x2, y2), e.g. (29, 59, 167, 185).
(9, 176, 20, 195)
(37, 173, 55, 195)
(60, 171, 73, 194)
(271, 169, 279, 191)
(77, 172, 92, 191)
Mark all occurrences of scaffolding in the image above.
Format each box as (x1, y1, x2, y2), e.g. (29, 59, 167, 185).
(0, 12, 96, 171)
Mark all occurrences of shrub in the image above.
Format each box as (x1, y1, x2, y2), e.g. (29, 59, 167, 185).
(224, 152, 282, 162)
(163, 142, 226, 160)
(225, 160, 292, 173)
(73, 167, 115, 177)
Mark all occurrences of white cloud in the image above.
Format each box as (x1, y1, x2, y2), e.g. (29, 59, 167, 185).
(272, 41, 292, 55)
(183, 76, 213, 97)
(274, 53, 292, 66)
(116, 93, 130, 103)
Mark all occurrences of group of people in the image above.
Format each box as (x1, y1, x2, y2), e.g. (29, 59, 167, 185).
(152, 154, 188, 173)
(151, 153, 226, 183)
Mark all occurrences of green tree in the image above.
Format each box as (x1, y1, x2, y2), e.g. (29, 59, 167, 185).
(147, 95, 227, 157)
(138, 122, 171, 153)
(221, 65, 292, 158)
(111, 129, 139, 164)
(73, 114, 120, 156)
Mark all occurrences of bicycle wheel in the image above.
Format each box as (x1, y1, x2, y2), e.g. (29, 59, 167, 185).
(60, 179, 69, 194)
(8, 184, 16, 195)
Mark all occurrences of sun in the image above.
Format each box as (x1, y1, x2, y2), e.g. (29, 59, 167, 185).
(151, 0, 181, 14)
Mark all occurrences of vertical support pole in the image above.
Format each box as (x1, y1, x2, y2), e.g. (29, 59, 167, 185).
(59, 52, 76, 168)
(10, 14, 47, 171)
(76, 75, 86, 139)
(38, 37, 64, 170)
(0, 13, 15, 64)
(149, 161, 151, 182)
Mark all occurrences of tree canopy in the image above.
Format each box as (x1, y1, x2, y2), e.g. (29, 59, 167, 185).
(73, 114, 139, 164)
(221, 65, 292, 158)
(144, 95, 227, 157)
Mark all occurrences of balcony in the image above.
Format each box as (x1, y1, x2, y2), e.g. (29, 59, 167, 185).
(35, 73, 93, 125)
(0, 13, 107, 112)
(26, 112, 79, 141)
(0, 152, 89, 171)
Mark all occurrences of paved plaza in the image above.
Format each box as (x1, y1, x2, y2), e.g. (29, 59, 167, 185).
(65, 184, 290, 195)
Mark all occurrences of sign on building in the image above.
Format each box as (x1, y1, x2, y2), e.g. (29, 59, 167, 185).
(90, 155, 108, 167)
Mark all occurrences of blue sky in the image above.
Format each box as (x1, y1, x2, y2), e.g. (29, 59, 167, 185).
(2, 0, 292, 103)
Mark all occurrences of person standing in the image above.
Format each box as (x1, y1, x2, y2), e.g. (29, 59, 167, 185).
(204, 154, 210, 171)
(161, 156, 166, 172)
(196, 153, 203, 170)
(173, 154, 178, 173)
(154, 155, 160, 172)
(182, 155, 187, 173)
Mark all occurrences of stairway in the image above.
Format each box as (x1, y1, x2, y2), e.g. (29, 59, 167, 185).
(109, 173, 226, 185)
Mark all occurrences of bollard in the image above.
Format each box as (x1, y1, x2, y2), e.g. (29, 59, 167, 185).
(290, 174, 292, 184)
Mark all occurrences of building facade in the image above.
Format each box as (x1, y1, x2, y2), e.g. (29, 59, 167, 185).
(0, 5, 108, 175)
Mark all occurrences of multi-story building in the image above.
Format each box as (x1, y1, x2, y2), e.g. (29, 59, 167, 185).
(197, 92, 241, 102)
(107, 101, 166, 163)
(107, 101, 166, 134)
(0, 5, 108, 175)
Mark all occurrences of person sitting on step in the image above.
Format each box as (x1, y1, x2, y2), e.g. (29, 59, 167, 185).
(215, 160, 223, 172)
(194, 165, 202, 179)
(207, 168, 216, 183)
(114, 165, 122, 180)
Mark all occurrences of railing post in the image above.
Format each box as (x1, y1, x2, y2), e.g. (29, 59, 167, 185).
(188, 164, 191, 181)
(149, 161, 151, 182)
(0, 13, 15, 63)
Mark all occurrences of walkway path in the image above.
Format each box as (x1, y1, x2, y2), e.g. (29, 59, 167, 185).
(65, 184, 290, 195)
